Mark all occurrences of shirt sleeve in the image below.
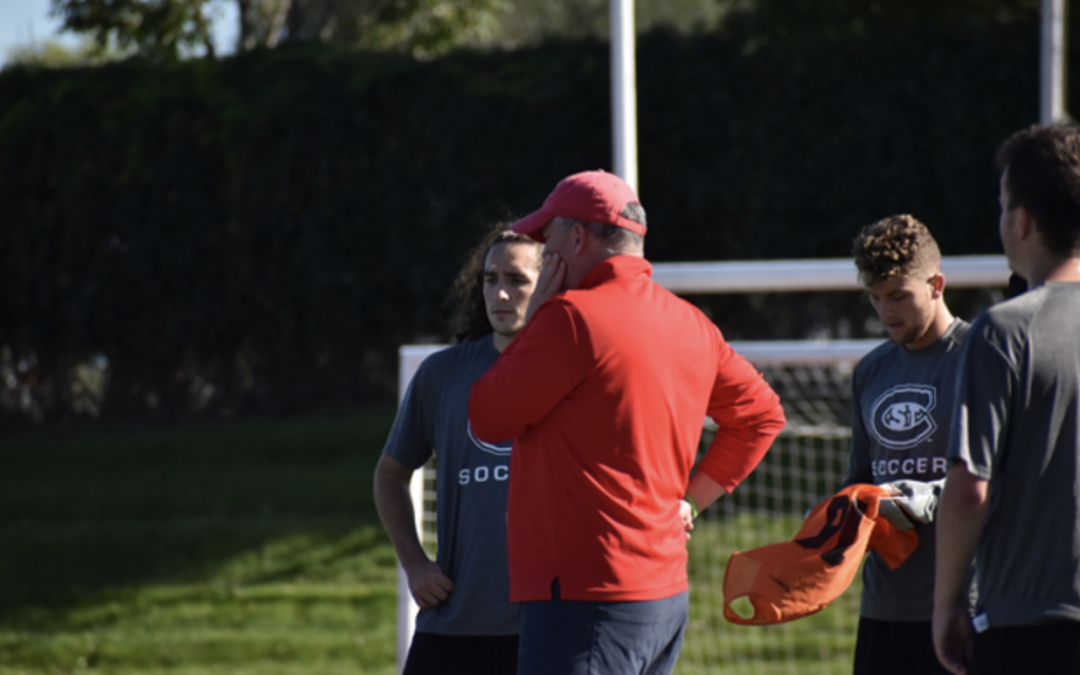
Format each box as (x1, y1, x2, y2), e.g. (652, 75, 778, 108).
(381, 362, 436, 470)
(468, 298, 594, 443)
(844, 368, 874, 487)
(696, 340, 787, 493)
(948, 318, 1016, 481)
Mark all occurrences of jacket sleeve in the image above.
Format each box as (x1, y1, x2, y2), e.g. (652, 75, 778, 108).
(696, 340, 786, 493)
(468, 298, 594, 443)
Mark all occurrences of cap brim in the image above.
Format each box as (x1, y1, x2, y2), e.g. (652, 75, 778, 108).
(510, 208, 553, 242)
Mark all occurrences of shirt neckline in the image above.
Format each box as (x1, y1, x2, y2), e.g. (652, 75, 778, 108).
(577, 255, 652, 290)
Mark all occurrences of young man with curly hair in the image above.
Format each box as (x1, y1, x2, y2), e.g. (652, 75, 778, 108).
(935, 124, 1080, 675)
(373, 225, 542, 675)
(846, 214, 970, 675)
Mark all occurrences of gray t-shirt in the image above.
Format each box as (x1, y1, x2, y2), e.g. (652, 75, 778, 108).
(382, 335, 519, 635)
(846, 319, 970, 621)
(949, 282, 1080, 628)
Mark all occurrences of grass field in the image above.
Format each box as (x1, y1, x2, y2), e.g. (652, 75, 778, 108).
(1, 415, 860, 674)
(683, 514, 860, 675)
(0, 414, 401, 675)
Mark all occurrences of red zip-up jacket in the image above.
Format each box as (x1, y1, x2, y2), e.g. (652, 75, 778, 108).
(469, 256, 785, 602)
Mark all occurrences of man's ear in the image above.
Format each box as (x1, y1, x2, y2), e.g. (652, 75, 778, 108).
(1017, 206, 1036, 242)
(930, 273, 945, 299)
(569, 221, 589, 257)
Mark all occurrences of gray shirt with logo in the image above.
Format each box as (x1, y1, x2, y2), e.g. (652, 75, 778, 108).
(846, 319, 970, 621)
(949, 282, 1080, 628)
(382, 335, 519, 635)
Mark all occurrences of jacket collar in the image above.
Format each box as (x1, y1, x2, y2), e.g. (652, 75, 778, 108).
(577, 255, 653, 290)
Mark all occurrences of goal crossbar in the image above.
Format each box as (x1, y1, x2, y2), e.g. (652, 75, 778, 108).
(651, 254, 1008, 294)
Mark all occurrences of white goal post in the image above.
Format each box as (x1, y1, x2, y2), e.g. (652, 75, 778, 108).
(650, 255, 1008, 294)
(393, 254, 1009, 670)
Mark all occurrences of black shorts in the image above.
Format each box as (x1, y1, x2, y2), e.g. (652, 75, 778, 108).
(969, 621, 1080, 675)
(402, 632, 518, 675)
(853, 616, 950, 675)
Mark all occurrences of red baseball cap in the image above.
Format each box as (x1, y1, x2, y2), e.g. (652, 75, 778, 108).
(510, 170, 647, 242)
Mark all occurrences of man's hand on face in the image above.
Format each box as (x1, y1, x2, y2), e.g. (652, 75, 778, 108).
(525, 251, 567, 323)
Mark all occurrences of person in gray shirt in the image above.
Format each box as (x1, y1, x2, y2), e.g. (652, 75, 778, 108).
(846, 215, 969, 675)
(373, 226, 542, 675)
(935, 124, 1080, 675)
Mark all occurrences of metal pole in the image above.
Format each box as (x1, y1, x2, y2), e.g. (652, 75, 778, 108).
(394, 347, 427, 673)
(610, 0, 639, 193)
(394, 470, 423, 672)
(1041, 0, 1067, 125)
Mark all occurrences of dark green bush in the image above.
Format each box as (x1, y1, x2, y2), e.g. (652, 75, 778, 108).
(0, 22, 1061, 427)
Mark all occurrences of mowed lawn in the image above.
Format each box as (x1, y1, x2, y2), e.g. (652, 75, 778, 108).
(0, 414, 401, 675)
(1, 415, 860, 675)
(683, 513, 861, 675)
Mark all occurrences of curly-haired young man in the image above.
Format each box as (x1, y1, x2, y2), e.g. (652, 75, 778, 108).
(935, 124, 1080, 675)
(846, 214, 970, 675)
(373, 225, 542, 675)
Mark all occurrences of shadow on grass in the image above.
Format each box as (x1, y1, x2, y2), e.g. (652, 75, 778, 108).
(0, 520, 399, 669)
(0, 412, 398, 622)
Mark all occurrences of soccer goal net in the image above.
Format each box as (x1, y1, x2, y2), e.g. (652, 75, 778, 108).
(681, 362, 859, 675)
(395, 255, 1008, 675)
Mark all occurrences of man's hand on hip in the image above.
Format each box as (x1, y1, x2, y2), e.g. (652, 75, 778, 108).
(405, 558, 454, 609)
(679, 499, 695, 540)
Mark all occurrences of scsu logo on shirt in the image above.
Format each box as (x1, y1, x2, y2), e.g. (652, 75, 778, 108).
(467, 422, 512, 457)
(869, 385, 937, 449)
(460, 422, 511, 485)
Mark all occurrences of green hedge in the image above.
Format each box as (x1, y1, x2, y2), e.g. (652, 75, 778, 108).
(0, 22, 1062, 427)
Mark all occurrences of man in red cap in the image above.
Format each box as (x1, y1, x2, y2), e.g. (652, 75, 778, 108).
(468, 170, 786, 675)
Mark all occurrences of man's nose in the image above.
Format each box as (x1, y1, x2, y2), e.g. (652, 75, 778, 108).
(497, 286, 510, 301)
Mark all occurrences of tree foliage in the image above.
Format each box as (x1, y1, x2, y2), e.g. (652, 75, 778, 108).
(3, 17, 1063, 426)
(3, 38, 117, 68)
(238, 0, 508, 57)
(489, 0, 733, 48)
(723, 0, 1041, 45)
(50, 0, 508, 59)
(47, 0, 1046, 62)
(50, 0, 217, 59)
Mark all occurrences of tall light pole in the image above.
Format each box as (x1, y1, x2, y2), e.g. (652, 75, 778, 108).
(610, 0, 639, 194)
(1041, 0, 1068, 125)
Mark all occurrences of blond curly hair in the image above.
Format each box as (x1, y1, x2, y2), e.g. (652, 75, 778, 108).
(852, 214, 942, 286)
